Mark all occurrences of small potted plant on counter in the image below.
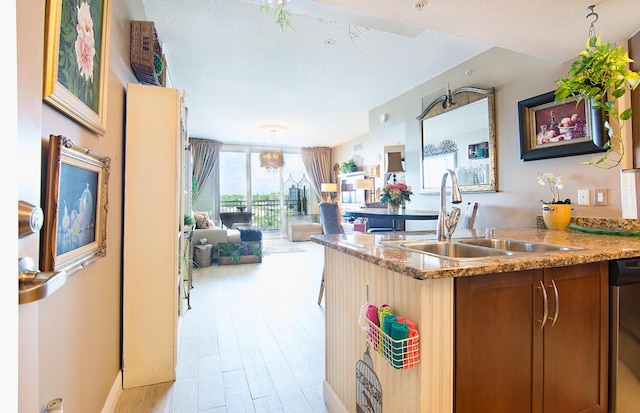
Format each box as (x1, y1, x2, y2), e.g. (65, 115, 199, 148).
(537, 172, 572, 230)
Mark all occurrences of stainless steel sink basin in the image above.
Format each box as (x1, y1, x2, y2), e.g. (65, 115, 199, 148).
(380, 238, 581, 261)
(457, 238, 581, 253)
(381, 240, 517, 261)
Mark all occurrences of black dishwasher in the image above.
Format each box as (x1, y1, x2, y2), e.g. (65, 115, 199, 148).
(609, 258, 640, 413)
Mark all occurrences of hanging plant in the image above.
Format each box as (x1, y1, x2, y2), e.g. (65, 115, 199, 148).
(554, 35, 640, 169)
(260, 4, 294, 34)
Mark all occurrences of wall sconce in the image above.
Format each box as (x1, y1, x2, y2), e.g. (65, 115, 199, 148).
(321, 183, 338, 203)
(387, 152, 404, 183)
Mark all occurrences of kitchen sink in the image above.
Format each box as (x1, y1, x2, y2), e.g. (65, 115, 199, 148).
(457, 238, 581, 253)
(381, 240, 517, 261)
(380, 238, 581, 261)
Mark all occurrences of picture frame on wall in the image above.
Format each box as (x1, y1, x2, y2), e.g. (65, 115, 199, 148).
(41, 135, 111, 275)
(43, 0, 112, 135)
(518, 91, 605, 161)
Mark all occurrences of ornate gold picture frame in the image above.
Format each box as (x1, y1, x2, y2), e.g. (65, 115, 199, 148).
(43, 0, 112, 135)
(42, 135, 111, 275)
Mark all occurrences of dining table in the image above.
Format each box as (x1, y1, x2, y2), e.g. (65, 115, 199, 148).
(342, 207, 439, 231)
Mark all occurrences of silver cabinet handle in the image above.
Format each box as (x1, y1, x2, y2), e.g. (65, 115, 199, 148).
(548, 279, 559, 326)
(538, 280, 548, 329)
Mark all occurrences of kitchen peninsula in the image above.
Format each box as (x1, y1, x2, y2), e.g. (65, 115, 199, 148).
(311, 227, 640, 413)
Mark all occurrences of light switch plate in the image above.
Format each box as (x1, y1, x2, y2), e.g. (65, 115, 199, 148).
(577, 189, 590, 205)
(595, 189, 607, 206)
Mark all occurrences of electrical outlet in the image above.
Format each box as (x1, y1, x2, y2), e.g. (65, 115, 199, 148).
(595, 189, 607, 206)
(577, 189, 590, 206)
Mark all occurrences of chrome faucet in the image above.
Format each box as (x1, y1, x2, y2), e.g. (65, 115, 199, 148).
(437, 169, 463, 241)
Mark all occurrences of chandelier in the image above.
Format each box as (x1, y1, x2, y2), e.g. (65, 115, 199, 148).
(259, 151, 283, 172)
(259, 128, 285, 172)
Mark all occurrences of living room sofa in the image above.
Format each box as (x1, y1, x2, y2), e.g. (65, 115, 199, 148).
(192, 227, 241, 248)
(191, 210, 241, 249)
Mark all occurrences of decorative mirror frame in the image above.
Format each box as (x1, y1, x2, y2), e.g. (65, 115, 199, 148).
(417, 86, 497, 194)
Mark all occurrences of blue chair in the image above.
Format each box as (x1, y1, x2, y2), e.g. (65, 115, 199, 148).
(317, 202, 344, 305)
(319, 202, 345, 235)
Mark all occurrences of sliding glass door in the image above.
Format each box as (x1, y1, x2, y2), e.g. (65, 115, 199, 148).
(217, 146, 316, 235)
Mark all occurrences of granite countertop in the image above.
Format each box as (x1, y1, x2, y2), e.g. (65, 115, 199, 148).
(311, 227, 640, 280)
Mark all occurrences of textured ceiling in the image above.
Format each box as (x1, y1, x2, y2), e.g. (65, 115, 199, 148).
(141, 0, 640, 149)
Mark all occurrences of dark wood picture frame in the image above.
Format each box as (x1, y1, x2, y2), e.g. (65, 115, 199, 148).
(42, 135, 111, 275)
(518, 91, 605, 161)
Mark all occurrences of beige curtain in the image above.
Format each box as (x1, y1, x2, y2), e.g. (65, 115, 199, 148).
(190, 138, 223, 201)
(301, 147, 333, 202)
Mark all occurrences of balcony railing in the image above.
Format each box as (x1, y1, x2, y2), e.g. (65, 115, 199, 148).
(220, 199, 313, 231)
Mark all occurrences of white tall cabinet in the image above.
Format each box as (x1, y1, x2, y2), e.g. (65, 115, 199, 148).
(122, 83, 187, 388)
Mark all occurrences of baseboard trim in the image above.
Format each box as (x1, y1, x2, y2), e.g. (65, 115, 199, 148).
(323, 380, 348, 413)
(101, 371, 122, 413)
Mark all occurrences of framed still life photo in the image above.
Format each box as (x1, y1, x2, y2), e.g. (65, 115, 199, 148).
(518, 91, 605, 161)
(43, 0, 112, 135)
(41, 135, 111, 275)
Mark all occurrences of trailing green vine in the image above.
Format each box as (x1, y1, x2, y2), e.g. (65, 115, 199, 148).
(555, 35, 640, 169)
(260, 4, 294, 34)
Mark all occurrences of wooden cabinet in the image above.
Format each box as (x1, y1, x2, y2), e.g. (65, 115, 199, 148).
(455, 262, 608, 413)
(122, 83, 187, 388)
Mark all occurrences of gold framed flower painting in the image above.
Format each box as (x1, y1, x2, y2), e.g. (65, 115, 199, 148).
(44, 0, 112, 135)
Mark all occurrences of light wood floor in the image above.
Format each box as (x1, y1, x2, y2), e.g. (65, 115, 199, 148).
(115, 236, 329, 413)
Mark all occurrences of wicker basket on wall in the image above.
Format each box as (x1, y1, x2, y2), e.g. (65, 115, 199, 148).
(130, 20, 165, 86)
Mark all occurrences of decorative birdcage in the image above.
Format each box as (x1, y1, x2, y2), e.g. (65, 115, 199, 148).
(296, 174, 310, 215)
(356, 343, 382, 413)
(285, 174, 298, 212)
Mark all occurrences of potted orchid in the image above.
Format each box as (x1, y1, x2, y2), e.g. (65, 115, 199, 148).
(537, 172, 571, 205)
(537, 172, 572, 230)
(380, 182, 413, 211)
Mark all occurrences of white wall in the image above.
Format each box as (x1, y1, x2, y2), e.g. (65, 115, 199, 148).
(335, 47, 625, 231)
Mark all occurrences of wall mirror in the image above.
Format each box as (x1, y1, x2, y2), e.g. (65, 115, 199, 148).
(417, 86, 497, 194)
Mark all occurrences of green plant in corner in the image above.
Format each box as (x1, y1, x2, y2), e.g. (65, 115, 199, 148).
(554, 34, 640, 169)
